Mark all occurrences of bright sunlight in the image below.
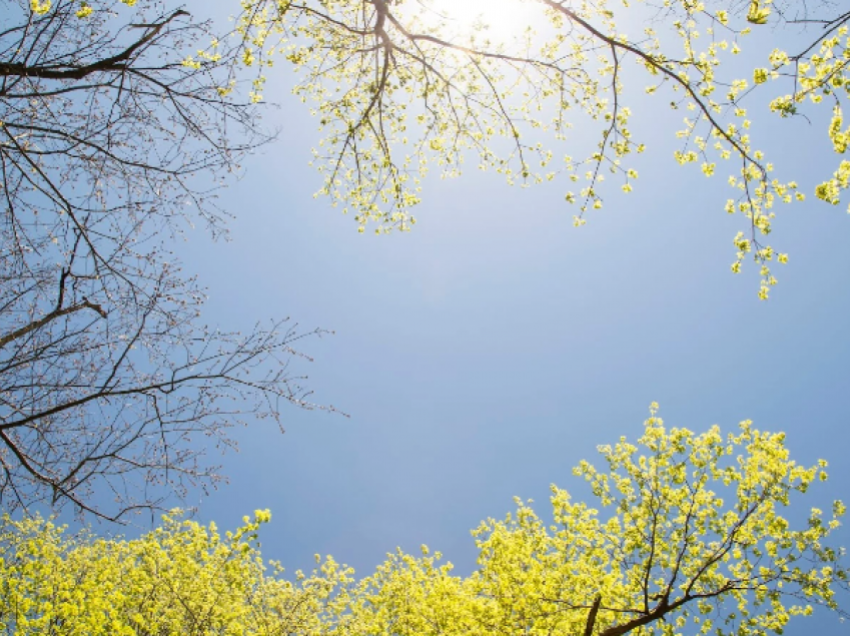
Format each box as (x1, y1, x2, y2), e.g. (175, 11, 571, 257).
(401, 0, 534, 46)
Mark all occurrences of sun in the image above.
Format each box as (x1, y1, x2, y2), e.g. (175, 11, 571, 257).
(399, 0, 532, 46)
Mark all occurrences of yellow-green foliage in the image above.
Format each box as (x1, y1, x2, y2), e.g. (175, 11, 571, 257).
(1, 413, 847, 635)
(46, 0, 850, 296)
(0, 510, 356, 636)
(221, 0, 848, 297)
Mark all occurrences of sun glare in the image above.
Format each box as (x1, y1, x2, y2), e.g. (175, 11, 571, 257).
(402, 0, 532, 46)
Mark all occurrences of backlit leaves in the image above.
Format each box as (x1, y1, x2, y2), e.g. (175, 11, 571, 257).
(2, 415, 847, 635)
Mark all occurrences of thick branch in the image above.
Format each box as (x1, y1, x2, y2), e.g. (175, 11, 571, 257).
(584, 595, 602, 636)
(0, 300, 106, 350)
(0, 10, 189, 85)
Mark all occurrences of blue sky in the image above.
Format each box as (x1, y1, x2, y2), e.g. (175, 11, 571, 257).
(107, 1, 850, 631)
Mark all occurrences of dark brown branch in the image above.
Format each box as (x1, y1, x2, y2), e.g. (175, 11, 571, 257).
(0, 10, 189, 85)
(584, 595, 602, 636)
(0, 299, 106, 350)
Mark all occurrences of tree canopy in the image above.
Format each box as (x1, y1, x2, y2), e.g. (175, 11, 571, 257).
(218, 0, 849, 297)
(2, 414, 847, 635)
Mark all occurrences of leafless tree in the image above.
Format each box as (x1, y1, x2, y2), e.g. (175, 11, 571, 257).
(0, 0, 331, 522)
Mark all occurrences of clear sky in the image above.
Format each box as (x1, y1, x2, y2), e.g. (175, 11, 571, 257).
(107, 2, 850, 632)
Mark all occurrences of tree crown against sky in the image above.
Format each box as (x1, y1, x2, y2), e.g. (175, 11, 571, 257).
(1, 414, 847, 635)
(204, 0, 850, 298)
(0, 0, 337, 522)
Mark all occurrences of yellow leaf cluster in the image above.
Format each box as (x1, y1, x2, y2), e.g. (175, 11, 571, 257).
(2, 417, 847, 636)
(0, 510, 356, 636)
